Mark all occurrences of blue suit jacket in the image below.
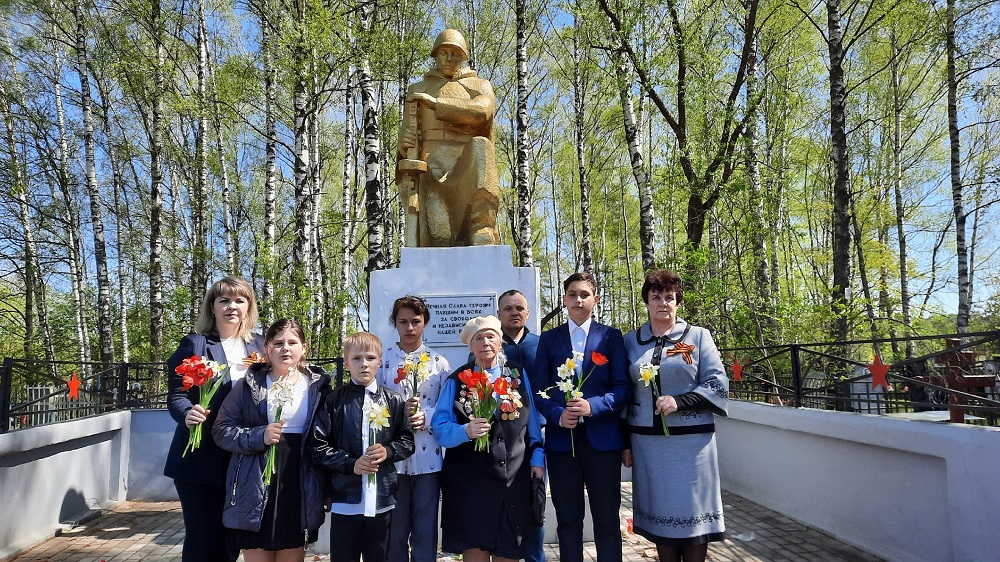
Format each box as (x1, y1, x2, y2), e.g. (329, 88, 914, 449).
(531, 321, 630, 453)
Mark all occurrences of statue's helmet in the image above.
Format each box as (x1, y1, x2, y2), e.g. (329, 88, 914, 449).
(431, 29, 469, 60)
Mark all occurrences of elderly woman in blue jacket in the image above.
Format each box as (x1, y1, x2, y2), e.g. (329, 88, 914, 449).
(213, 318, 330, 562)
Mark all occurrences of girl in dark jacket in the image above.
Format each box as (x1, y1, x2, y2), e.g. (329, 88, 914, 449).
(164, 276, 265, 562)
(213, 318, 330, 562)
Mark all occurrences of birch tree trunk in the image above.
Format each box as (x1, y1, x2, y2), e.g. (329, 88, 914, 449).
(51, 20, 92, 373)
(615, 51, 654, 272)
(309, 59, 325, 340)
(208, 50, 236, 272)
(261, 1, 277, 316)
(149, 0, 166, 362)
(394, 13, 408, 262)
(768, 61, 789, 321)
(339, 67, 356, 349)
(15, 184, 57, 369)
(572, 9, 593, 274)
(359, 1, 386, 274)
(890, 31, 913, 356)
(292, 43, 313, 289)
(851, 203, 879, 341)
(464, 0, 478, 71)
(827, 0, 852, 341)
(946, 0, 969, 334)
(190, 0, 209, 317)
(2, 75, 57, 369)
(514, 0, 533, 266)
(744, 26, 771, 338)
(72, 0, 115, 367)
(93, 67, 131, 362)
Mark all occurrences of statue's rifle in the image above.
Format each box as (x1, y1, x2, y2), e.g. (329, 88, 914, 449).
(398, 100, 427, 246)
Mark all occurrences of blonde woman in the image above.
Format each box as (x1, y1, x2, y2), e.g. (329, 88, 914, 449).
(164, 277, 264, 562)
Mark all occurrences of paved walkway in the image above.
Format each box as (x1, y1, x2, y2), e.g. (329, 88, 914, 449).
(9, 484, 882, 561)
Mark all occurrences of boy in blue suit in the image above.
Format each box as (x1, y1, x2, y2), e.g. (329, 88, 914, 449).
(531, 272, 630, 562)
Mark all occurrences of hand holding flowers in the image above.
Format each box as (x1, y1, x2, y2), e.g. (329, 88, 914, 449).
(395, 351, 432, 414)
(457, 368, 499, 452)
(454, 367, 524, 452)
(263, 374, 297, 485)
(362, 397, 391, 485)
(537, 351, 609, 456)
(176, 355, 228, 457)
(638, 363, 670, 437)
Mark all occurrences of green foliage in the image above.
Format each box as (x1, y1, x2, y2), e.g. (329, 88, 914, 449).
(1, 0, 999, 366)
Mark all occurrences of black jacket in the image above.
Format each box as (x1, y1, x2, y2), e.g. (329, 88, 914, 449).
(308, 382, 415, 510)
(212, 363, 331, 533)
(163, 332, 266, 484)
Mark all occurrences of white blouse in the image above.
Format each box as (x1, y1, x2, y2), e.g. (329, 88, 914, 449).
(221, 337, 249, 382)
(266, 372, 309, 433)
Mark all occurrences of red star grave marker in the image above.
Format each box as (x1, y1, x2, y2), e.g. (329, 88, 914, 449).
(868, 353, 891, 391)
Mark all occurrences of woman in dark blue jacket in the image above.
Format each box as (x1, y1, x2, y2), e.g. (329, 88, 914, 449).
(164, 276, 265, 562)
(213, 318, 330, 562)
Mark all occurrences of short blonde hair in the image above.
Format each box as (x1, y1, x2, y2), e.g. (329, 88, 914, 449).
(195, 277, 259, 342)
(343, 331, 382, 358)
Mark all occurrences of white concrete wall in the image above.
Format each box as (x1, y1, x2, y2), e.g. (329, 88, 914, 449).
(0, 412, 130, 559)
(127, 409, 178, 501)
(8, 404, 998, 561)
(717, 402, 1000, 562)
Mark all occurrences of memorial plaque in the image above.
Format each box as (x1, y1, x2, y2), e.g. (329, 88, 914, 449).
(423, 294, 497, 344)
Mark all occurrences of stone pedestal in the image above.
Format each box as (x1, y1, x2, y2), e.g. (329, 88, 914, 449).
(369, 246, 540, 370)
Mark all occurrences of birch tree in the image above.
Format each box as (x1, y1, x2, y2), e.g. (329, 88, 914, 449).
(513, 0, 533, 266)
(149, 0, 166, 362)
(946, 0, 969, 334)
(71, 0, 115, 367)
(359, 0, 388, 275)
(259, 0, 277, 315)
(48, 10, 93, 371)
(600, 0, 761, 271)
(571, 5, 593, 274)
(2, 71, 57, 369)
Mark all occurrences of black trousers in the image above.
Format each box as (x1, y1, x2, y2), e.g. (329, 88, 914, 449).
(547, 426, 623, 562)
(174, 480, 239, 562)
(329, 510, 393, 562)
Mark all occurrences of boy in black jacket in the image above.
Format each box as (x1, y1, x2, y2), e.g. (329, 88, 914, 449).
(310, 332, 415, 562)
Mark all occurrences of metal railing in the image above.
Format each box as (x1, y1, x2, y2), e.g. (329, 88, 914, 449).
(724, 331, 1000, 425)
(1, 357, 344, 434)
(5, 332, 999, 432)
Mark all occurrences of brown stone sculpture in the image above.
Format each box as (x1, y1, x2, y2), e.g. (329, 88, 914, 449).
(397, 29, 501, 247)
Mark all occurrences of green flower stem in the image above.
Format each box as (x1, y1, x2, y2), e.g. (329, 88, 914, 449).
(263, 404, 283, 486)
(182, 374, 224, 458)
(368, 427, 376, 485)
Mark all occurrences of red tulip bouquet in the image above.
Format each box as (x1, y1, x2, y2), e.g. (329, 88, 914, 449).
(176, 355, 228, 457)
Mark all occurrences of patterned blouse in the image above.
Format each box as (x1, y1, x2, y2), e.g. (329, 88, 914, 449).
(376, 343, 451, 475)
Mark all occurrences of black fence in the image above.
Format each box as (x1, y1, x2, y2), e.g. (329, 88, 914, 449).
(4, 332, 1000, 433)
(0, 357, 344, 434)
(724, 331, 1000, 426)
